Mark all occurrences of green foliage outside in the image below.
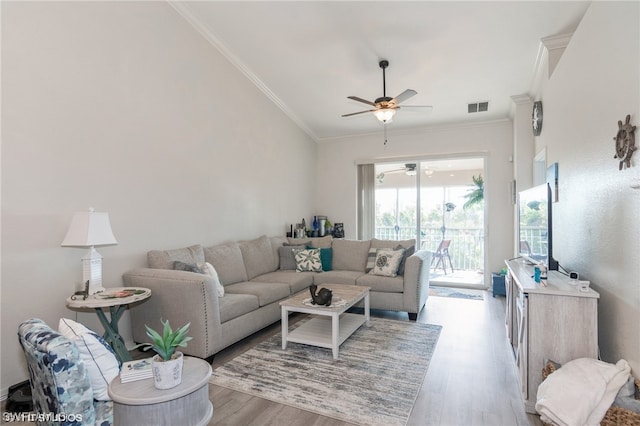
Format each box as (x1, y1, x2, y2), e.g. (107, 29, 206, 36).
(463, 174, 484, 210)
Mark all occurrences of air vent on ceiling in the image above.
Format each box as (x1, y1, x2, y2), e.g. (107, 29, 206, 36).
(468, 101, 489, 113)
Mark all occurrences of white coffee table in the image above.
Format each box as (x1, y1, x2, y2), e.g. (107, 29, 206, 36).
(280, 284, 370, 359)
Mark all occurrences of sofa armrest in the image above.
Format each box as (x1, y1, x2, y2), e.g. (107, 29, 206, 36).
(122, 268, 221, 359)
(402, 250, 432, 314)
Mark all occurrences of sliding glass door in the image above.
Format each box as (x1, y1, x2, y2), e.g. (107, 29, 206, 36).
(373, 157, 485, 286)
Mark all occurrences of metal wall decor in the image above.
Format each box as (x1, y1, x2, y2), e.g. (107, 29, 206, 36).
(613, 114, 636, 170)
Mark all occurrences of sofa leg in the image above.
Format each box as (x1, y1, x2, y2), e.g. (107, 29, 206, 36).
(204, 354, 215, 365)
(408, 312, 417, 321)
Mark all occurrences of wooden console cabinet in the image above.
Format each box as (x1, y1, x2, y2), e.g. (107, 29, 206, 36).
(505, 259, 599, 413)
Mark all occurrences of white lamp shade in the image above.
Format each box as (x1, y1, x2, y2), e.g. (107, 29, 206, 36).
(373, 108, 396, 123)
(61, 210, 118, 247)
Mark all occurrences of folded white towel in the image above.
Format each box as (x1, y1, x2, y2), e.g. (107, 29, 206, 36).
(535, 358, 630, 426)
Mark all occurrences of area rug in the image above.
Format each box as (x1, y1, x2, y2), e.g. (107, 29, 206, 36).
(429, 285, 484, 300)
(210, 317, 442, 426)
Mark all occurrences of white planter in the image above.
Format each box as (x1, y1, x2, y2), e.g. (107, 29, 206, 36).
(152, 351, 184, 389)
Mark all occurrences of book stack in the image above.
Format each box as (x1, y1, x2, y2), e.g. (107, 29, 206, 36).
(120, 358, 153, 383)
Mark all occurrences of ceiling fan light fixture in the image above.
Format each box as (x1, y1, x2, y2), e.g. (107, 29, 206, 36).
(374, 108, 396, 123)
(406, 169, 417, 176)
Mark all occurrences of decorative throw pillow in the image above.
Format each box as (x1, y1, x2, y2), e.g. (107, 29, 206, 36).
(278, 245, 307, 270)
(365, 247, 378, 272)
(58, 318, 120, 401)
(370, 248, 406, 277)
(397, 245, 415, 275)
(319, 247, 333, 271)
(294, 248, 323, 272)
(202, 261, 225, 297)
(173, 261, 204, 274)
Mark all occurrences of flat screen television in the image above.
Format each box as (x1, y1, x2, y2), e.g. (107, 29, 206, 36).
(517, 183, 558, 270)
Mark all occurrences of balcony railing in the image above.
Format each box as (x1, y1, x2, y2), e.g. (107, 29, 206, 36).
(375, 226, 484, 271)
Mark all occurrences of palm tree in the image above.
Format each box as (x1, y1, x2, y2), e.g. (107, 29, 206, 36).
(463, 174, 484, 209)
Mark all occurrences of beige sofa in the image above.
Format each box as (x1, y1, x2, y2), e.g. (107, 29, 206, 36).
(123, 235, 431, 361)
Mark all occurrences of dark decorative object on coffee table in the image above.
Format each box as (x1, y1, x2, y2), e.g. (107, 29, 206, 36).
(309, 284, 332, 306)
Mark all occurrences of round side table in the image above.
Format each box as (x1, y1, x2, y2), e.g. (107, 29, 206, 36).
(66, 287, 151, 362)
(108, 356, 213, 426)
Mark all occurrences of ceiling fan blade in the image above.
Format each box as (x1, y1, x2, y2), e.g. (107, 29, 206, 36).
(390, 89, 417, 105)
(347, 96, 378, 107)
(341, 109, 376, 117)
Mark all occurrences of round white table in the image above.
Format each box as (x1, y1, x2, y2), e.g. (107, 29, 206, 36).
(108, 356, 213, 426)
(66, 287, 151, 362)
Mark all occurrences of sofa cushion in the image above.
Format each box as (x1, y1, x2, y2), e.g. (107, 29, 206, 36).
(370, 248, 405, 277)
(294, 248, 323, 272)
(58, 318, 120, 401)
(203, 262, 224, 297)
(239, 235, 276, 280)
(357, 273, 404, 293)
(287, 235, 333, 248)
(313, 270, 363, 286)
(252, 270, 315, 294)
(319, 247, 333, 271)
(148, 244, 205, 270)
(278, 245, 307, 270)
(270, 236, 287, 270)
(368, 239, 415, 275)
(224, 282, 290, 307)
(332, 239, 371, 272)
(365, 248, 377, 273)
(217, 293, 260, 323)
(204, 242, 248, 285)
(173, 260, 204, 273)
(397, 245, 415, 275)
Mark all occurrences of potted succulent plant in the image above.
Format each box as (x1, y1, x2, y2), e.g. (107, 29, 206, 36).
(142, 319, 192, 389)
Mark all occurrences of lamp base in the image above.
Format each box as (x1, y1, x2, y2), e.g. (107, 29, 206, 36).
(82, 247, 105, 295)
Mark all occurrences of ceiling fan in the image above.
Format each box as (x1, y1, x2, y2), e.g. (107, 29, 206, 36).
(376, 163, 417, 183)
(342, 60, 433, 123)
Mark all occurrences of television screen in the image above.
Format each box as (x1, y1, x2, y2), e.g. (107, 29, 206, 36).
(518, 184, 549, 266)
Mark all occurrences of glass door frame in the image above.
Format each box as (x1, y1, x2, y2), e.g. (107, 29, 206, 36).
(372, 152, 489, 288)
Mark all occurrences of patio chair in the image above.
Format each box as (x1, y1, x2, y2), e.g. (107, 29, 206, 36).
(519, 240, 532, 256)
(431, 239, 453, 274)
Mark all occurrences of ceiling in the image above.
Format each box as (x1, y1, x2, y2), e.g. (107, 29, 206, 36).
(172, 1, 590, 141)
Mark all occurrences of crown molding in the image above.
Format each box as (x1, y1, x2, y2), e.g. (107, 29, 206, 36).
(509, 94, 532, 120)
(541, 33, 573, 51)
(510, 94, 532, 105)
(167, 1, 319, 142)
(529, 32, 574, 99)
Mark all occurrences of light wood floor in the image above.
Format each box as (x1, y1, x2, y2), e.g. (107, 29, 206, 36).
(3, 292, 543, 425)
(208, 292, 543, 426)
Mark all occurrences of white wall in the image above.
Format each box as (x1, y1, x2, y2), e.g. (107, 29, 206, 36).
(535, 2, 639, 374)
(1, 2, 316, 396)
(315, 120, 514, 276)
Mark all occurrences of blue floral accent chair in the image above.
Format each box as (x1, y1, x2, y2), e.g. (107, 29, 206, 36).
(17, 319, 113, 426)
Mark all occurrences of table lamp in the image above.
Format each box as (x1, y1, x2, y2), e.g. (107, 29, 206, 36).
(61, 208, 118, 294)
